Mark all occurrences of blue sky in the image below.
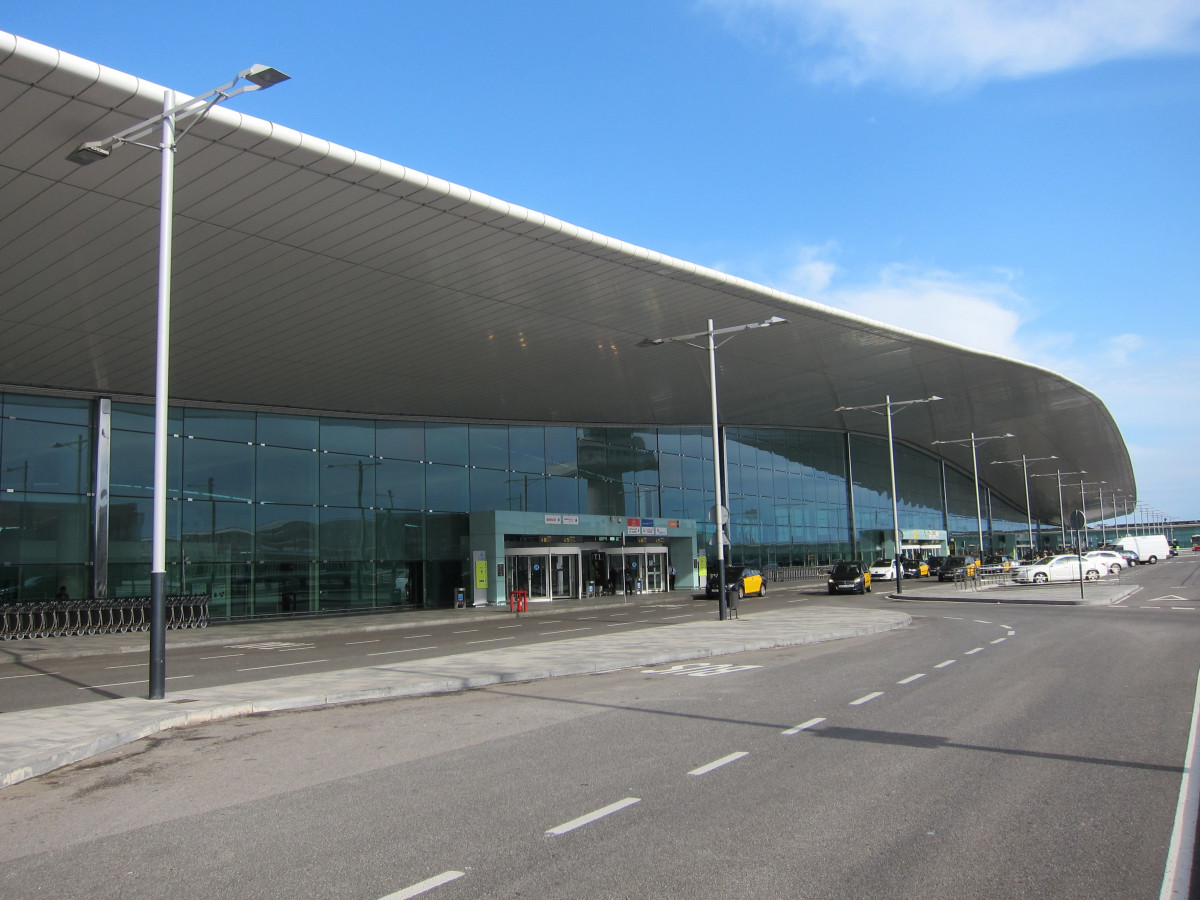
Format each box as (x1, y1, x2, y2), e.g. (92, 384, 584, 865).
(7, 1, 1200, 522)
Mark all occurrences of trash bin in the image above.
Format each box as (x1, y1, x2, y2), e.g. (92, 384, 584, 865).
(587, 581, 595, 597)
(726, 585, 740, 617)
(454, 587, 466, 608)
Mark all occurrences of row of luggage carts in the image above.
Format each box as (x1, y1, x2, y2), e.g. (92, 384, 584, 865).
(1, 595, 209, 640)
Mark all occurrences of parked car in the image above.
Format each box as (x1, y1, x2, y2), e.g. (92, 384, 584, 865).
(1083, 550, 1126, 575)
(706, 566, 765, 599)
(901, 557, 929, 578)
(1014, 554, 1103, 583)
(925, 556, 946, 573)
(868, 558, 900, 581)
(827, 561, 871, 595)
(936, 556, 978, 582)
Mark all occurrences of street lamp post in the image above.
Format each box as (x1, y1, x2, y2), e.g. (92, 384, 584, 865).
(1030, 469, 1086, 551)
(1070, 481, 1106, 550)
(638, 316, 787, 620)
(835, 395, 942, 594)
(930, 433, 1015, 559)
(989, 455, 1057, 561)
(67, 65, 290, 701)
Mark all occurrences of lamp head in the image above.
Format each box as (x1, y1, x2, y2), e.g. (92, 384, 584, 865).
(241, 65, 290, 88)
(66, 142, 111, 166)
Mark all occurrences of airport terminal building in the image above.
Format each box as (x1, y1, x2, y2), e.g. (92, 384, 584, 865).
(0, 33, 1136, 620)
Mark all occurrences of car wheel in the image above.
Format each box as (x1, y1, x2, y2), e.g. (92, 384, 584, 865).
(866, 581, 872, 592)
(1148, 556, 1158, 564)
(759, 584, 767, 597)
(1110, 564, 1121, 575)
(738, 586, 745, 600)
(1033, 572, 1048, 584)
(1085, 569, 1100, 581)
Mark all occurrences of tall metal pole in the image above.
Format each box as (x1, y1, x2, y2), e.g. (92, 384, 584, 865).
(885, 396, 903, 595)
(149, 91, 175, 701)
(969, 434, 985, 556)
(708, 319, 728, 621)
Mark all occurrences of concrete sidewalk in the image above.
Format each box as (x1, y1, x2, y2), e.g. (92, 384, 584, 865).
(0, 599, 910, 789)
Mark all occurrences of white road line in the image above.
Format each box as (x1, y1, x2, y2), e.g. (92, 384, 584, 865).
(934, 660, 956, 668)
(897, 673, 925, 685)
(368, 647, 437, 656)
(466, 637, 516, 645)
(541, 627, 591, 636)
(346, 639, 380, 645)
(83, 675, 193, 689)
(0, 671, 59, 680)
(404, 634, 434, 639)
(1160, 665, 1200, 899)
(974, 619, 993, 624)
(688, 752, 749, 775)
(1173, 608, 1195, 611)
(199, 653, 243, 660)
(965, 648, 984, 655)
(105, 663, 142, 669)
(851, 692, 884, 705)
(1146, 606, 1163, 609)
(277, 645, 317, 652)
(783, 717, 826, 735)
(237, 659, 328, 672)
(379, 870, 466, 900)
(546, 798, 641, 835)
(943, 616, 965, 619)
(662, 614, 692, 620)
(497, 624, 523, 629)
(451, 629, 479, 634)
(1007, 630, 1015, 635)
(990, 638, 1007, 644)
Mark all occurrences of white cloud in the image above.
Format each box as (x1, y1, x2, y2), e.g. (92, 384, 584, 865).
(701, 0, 1200, 90)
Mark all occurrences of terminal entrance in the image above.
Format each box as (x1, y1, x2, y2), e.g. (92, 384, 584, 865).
(504, 544, 669, 600)
(505, 549, 581, 602)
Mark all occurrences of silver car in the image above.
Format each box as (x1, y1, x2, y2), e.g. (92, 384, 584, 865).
(1014, 554, 1103, 584)
(1083, 550, 1126, 575)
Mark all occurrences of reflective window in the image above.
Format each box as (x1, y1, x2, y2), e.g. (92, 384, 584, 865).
(183, 437, 254, 503)
(319, 507, 377, 560)
(2, 394, 91, 426)
(110, 431, 182, 498)
(256, 505, 317, 559)
(470, 467, 511, 511)
(256, 446, 318, 506)
(426, 463, 469, 512)
(510, 427, 546, 474)
(376, 422, 424, 461)
(0, 419, 91, 494)
(111, 401, 181, 434)
(426, 424, 468, 465)
(544, 427, 577, 473)
(258, 413, 318, 449)
(320, 454, 377, 507)
(376, 459, 425, 511)
(184, 408, 255, 442)
(469, 424, 509, 471)
(320, 418, 375, 456)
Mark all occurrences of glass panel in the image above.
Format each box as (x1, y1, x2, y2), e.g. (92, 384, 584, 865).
(547, 476, 580, 514)
(425, 424, 468, 465)
(469, 424, 509, 470)
(256, 560, 316, 615)
(320, 454, 378, 507)
(108, 497, 181, 565)
(0, 419, 91, 494)
(0, 492, 91, 564)
(544, 427, 577, 474)
(427, 463, 469, 512)
(182, 500, 253, 564)
(376, 421, 425, 460)
(258, 412, 318, 449)
(256, 446, 318, 506)
(320, 417, 375, 455)
(319, 507, 376, 560)
(377, 510, 424, 561)
(111, 401, 182, 434)
(110, 430, 182, 498)
(318, 561, 375, 611)
(470, 467, 510, 511)
(508, 473, 547, 513)
(184, 408, 255, 442)
(2, 394, 91, 426)
(255, 505, 317, 560)
(376, 459, 425, 511)
(183, 437, 254, 503)
(509, 426, 546, 474)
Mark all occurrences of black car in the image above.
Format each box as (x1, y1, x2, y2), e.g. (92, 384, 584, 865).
(705, 566, 766, 599)
(936, 555, 976, 582)
(827, 561, 870, 595)
(900, 557, 924, 578)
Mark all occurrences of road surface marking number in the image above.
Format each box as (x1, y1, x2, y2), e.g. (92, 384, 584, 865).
(934, 660, 956, 668)
(689, 752, 749, 775)
(965, 648, 983, 655)
(783, 717, 826, 735)
(851, 692, 884, 705)
(643, 662, 763, 677)
(379, 870, 465, 900)
(227, 641, 314, 651)
(898, 674, 925, 685)
(547, 798, 641, 835)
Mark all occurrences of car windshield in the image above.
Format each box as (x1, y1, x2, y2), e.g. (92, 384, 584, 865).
(872, 559, 892, 567)
(942, 557, 964, 566)
(832, 563, 861, 576)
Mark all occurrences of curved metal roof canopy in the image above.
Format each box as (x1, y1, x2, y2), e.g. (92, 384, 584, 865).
(0, 32, 1134, 525)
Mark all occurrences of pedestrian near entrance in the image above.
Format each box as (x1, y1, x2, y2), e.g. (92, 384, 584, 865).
(668, 563, 676, 591)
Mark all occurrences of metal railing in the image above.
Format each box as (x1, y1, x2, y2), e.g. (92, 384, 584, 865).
(1, 595, 209, 640)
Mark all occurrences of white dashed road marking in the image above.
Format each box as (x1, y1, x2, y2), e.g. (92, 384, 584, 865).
(898, 673, 925, 685)
(783, 717, 826, 735)
(934, 660, 956, 669)
(547, 798, 641, 835)
(851, 692, 884, 705)
(689, 752, 748, 775)
(378, 870, 465, 899)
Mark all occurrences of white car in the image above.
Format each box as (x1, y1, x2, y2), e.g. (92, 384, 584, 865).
(1083, 550, 1126, 575)
(868, 558, 899, 581)
(1014, 554, 1104, 584)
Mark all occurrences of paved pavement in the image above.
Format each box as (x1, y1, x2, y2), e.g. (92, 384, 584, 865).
(0, 576, 1138, 789)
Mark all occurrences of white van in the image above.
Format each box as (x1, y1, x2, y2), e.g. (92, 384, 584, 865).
(1116, 534, 1171, 565)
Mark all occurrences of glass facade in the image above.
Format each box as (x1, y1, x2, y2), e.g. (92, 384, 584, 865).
(0, 390, 1043, 618)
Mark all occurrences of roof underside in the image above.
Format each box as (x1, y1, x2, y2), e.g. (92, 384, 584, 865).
(0, 32, 1135, 525)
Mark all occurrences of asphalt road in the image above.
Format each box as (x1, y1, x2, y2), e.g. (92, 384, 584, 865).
(3, 557, 1198, 899)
